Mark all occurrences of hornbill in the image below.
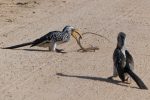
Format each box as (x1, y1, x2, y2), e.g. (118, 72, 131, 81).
(108, 32, 148, 89)
(2, 26, 82, 53)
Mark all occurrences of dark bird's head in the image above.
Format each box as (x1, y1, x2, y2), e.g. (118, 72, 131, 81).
(62, 25, 82, 41)
(117, 32, 126, 49)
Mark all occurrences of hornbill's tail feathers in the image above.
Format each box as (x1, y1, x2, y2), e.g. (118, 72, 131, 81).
(2, 42, 33, 49)
(125, 64, 148, 90)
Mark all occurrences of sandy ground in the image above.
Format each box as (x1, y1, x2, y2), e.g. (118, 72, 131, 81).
(0, 0, 150, 100)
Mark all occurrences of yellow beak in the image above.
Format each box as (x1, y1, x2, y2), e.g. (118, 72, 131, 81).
(71, 29, 82, 41)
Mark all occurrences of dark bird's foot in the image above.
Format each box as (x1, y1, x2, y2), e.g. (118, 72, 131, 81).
(56, 49, 66, 53)
(124, 77, 131, 84)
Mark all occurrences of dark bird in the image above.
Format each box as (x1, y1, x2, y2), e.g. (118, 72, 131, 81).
(108, 32, 148, 89)
(2, 26, 82, 53)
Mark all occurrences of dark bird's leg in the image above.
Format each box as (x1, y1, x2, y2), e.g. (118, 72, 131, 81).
(108, 66, 118, 80)
(49, 42, 56, 51)
(49, 42, 66, 53)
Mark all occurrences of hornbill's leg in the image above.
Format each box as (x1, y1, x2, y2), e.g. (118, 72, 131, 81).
(108, 66, 118, 79)
(49, 42, 56, 52)
(49, 42, 65, 53)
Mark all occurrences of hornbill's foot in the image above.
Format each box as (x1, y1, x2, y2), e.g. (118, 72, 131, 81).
(56, 49, 66, 53)
(124, 77, 131, 84)
(125, 78, 132, 88)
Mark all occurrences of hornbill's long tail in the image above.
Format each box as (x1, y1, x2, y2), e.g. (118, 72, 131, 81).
(125, 64, 148, 90)
(2, 42, 33, 49)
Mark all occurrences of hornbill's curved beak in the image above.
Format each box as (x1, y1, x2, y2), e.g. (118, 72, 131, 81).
(71, 29, 82, 42)
(71, 29, 87, 51)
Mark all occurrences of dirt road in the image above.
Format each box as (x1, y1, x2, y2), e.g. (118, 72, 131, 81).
(0, 0, 150, 100)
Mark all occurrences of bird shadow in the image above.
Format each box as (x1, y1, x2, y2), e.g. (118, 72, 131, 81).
(1, 47, 98, 53)
(5, 48, 50, 52)
(23, 49, 67, 53)
(1, 48, 67, 53)
(23, 48, 50, 52)
(56, 73, 139, 89)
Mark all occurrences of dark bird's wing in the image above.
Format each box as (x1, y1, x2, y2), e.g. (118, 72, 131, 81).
(2, 42, 33, 49)
(30, 35, 49, 47)
(31, 31, 60, 47)
(125, 50, 134, 68)
(113, 49, 126, 82)
(124, 63, 148, 89)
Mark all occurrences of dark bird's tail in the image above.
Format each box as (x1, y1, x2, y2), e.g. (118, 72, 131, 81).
(125, 64, 148, 90)
(2, 42, 33, 49)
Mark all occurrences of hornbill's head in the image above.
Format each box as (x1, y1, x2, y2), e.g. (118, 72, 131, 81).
(63, 25, 82, 43)
(117, 32, 126, 49)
